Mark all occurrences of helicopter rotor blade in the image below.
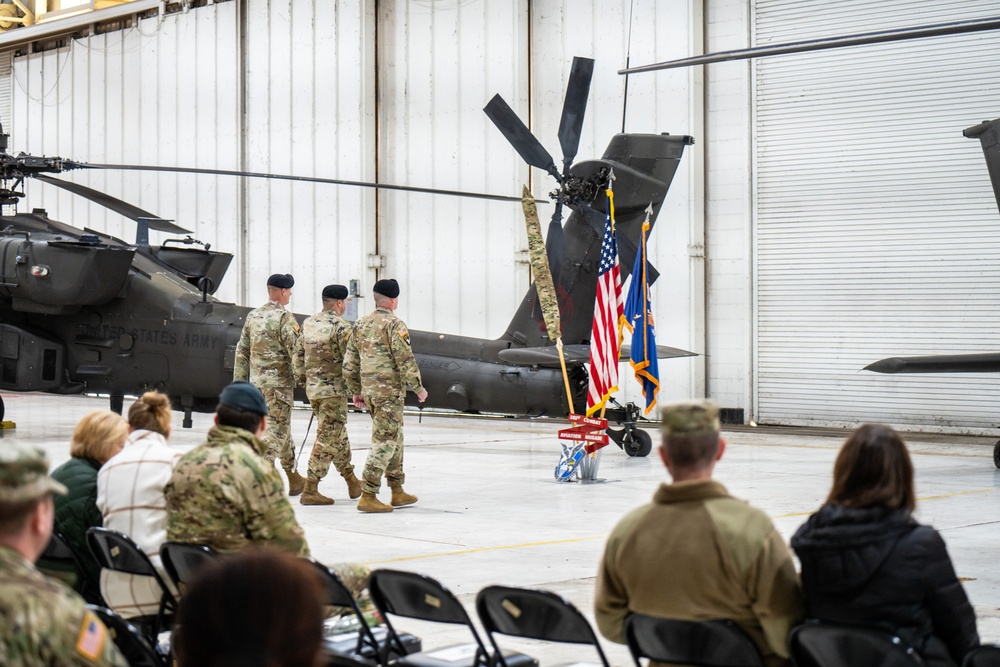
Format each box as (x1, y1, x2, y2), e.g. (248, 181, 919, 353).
(64, 162, 539, 205)
(34, 174, 190, 234)
(557, 57, 595, 174)
(546, 201, 566, 283)
(483, 94, 561, 181)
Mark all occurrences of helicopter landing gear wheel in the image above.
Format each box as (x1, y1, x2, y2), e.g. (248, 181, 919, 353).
(993, 440, 1000, 469)
(622, 428, 652, 457)
(0, 395, 4, 422)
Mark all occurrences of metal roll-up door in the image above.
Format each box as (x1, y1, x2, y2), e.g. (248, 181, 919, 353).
(753, 0, 1000, 431)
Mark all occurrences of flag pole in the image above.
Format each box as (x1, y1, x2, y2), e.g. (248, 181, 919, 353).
(557, 338, 575, 414)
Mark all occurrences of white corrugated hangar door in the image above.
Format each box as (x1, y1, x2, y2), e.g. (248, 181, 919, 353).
(753, 0, 1000, 432)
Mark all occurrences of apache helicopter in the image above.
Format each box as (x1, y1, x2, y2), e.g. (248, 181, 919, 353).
(864, 114, 1000, 467)
(0, 57, 694, 456)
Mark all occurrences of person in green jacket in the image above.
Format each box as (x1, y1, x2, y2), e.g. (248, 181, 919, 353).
(594, 400, 803, 667)
(38, 410, 128, 604)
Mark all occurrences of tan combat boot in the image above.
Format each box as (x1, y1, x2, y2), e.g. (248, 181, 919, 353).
(357, 492, 393, 513)
(390, 486, 418, 507)
(344, 474, 363, 500)
(301, 479, 334, 506)
(284, 467, 305, 496)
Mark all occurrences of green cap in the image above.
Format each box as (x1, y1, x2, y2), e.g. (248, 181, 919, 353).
(660, 400, 721, 436)
(0, 443, 68, 502)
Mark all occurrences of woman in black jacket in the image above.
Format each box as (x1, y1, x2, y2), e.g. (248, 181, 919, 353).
(791, 423, 978, 667)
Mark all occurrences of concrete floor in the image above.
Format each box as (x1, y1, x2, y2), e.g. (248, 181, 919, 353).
(3, 391, 1000, 666)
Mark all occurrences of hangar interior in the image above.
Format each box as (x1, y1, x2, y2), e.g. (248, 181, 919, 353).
(1, 0, 1000, 434)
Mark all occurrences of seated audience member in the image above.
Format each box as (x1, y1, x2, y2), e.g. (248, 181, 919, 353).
(594, 400, 803, 667)
(38, 409, 128, 603)
(165, 381, 308, 555)
(0, 442, 127, 666)
(164, 381, 376, 615)
(172, 548, 325, 667)
(791, 423, 979, 667)
(97, 391, 182, 617)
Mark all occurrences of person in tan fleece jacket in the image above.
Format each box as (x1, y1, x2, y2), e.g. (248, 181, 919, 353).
(594, 400, 803, 666)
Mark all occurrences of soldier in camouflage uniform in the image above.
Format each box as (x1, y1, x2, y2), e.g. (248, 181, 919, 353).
(0, 442, 127, 667)
(344, 279, 428, 513)
(234, 272, 307, 496)
(164, 382, 376, 613)
(165, 381, 309, 555)
(297, 284, 363, 505)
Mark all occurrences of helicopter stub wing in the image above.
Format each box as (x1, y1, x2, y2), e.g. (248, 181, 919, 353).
(498, 343, 697, 368)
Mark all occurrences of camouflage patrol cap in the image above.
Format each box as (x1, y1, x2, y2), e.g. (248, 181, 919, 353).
(0, 442, 67, 502)
(267, 273, 294, 289)
(322, 284, 349, 300)
(373, 278, 400, 299)
(660, 400, 721, 436)
(218, 381, 269, 416)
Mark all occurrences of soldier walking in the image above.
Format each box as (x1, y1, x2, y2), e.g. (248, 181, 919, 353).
(298, 284, 363, 505)
(233, 273, 306, 496)
(344, 279, 427, 513)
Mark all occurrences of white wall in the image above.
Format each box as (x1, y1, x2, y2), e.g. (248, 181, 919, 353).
(704, 0, 753, 417)
(5, 0, 708, 408)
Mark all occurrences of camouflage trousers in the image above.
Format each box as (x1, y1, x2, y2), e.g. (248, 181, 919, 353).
(329, 561, 376, 618)
(261, 386, 294, 469)
(307, 395, 355, 481)
(361, 395, 405, 495)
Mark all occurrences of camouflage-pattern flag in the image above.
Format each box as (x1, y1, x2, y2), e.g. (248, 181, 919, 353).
(521, 186, 561, 340)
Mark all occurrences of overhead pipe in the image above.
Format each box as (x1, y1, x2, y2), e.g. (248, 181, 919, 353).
(618, 16, 1000, 74)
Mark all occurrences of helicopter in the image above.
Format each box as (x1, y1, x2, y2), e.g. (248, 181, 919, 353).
(864, 114, 1000, 467)
(0, 57, 695, 457)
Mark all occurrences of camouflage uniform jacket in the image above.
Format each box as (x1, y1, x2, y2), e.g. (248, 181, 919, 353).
(344, 307, 424, 400)
(0, 546, 127, 667)
(298, 309, 353, 400)
(163, 425, 309, 557)
(234, 300, 304, 388)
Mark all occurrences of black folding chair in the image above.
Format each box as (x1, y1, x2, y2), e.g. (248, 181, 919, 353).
(624, 612, 765, 667)
(87, 605, 166, 667)
(788, 621, 924, 667)
(964, 645, 1000, 667)
(309, 559, 421, 666)
(41, 528, 106, 606)
(159, 541, 219, 592)
(86, 527, 177, 646)
(476, 585, 609, 667)
(369, 569, 536, 667)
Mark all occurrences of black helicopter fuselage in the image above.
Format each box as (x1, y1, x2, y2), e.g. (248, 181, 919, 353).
(0, 208, 582, 418)
(0, 132, 692, 423)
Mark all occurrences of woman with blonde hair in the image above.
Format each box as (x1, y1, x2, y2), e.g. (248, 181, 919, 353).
(791, 423, 979, 666)
(38, 408, 128, 603)
(97, 391, 182, 618)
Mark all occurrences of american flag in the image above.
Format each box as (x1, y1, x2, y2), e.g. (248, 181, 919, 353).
(585, 198, 624, 416)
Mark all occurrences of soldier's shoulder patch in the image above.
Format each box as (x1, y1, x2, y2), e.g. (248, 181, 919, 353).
(76, 610, 107, 660)
(397, 326, 410, 341)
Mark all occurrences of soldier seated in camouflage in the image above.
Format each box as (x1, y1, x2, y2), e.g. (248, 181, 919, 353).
(165, 381, 310, 555)
(164, 381, 377, 616)
(0, 442, 127, 667)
